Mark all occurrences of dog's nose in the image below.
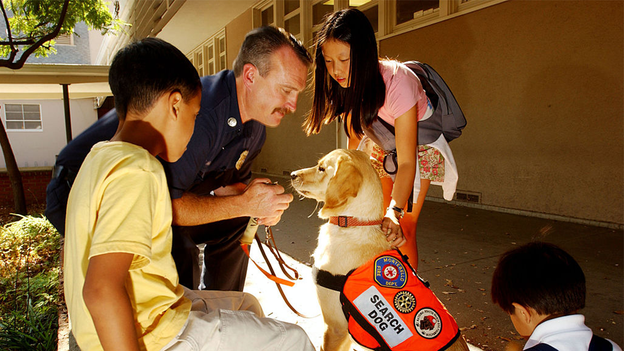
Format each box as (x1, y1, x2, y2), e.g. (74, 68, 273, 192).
(290, 172, 297, 180)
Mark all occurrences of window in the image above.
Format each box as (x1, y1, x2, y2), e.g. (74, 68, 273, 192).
(195, 50, 204, 76)
(284, 14, 301, 36)
(312, 1, 333, 25)
(390, 0, 506, 34)
(207, 42, 215, 75)
(262, 5, 274, 26)
(355, 1, 379, 34)
(252, 0, 506, 51)
(4, 104, 42, 130)
(396, 0, 439, 26)
(217, 32, 226, 72)
(191, 29, 226, 76)
(284, 0, 300, 14)
(349, 0, 374, 5)
(312, 0, 334, 43)
(283, 0, 302, 38)
(56, 33, 74, 45)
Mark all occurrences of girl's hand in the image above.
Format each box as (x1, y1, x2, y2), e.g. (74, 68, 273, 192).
(382, 214, 406, 248)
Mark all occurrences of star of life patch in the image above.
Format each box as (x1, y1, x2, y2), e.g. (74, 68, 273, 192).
(374, 255, 407, 289)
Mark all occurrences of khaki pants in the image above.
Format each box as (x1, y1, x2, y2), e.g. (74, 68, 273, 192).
(161, 288, 314, 351)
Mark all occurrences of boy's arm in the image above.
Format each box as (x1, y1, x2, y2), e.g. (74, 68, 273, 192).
(83, 252, 140, 351)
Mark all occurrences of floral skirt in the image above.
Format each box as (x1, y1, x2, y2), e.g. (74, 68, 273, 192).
(370, 143, 445, 183)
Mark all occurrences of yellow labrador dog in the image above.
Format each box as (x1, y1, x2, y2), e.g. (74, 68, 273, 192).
(291, 149, 469, 351)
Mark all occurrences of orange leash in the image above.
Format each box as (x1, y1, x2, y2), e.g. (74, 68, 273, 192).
(241, 234, 295, 287)
(241, 226, 317, 318)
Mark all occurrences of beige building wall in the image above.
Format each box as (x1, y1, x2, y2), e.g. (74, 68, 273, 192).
(202, 0, 622, 225)
(226, 9, 254, 69)
(379, 0, 623, 224)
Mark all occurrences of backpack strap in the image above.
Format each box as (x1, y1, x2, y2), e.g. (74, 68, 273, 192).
(589, 335, 614, 351)
(524, 335, 613, 351)
(525, 344, 558, 351)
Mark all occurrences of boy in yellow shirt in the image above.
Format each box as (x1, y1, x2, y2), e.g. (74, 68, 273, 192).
(64, 37, 314, 351)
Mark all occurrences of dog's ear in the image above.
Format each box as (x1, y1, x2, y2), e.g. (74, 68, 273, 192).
(322, 155, 363, 214)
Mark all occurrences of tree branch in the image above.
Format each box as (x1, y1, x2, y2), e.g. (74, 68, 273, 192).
(0, 0, 18, 62)
(0, 39, 37, 45)
(1, 0, 70, 69)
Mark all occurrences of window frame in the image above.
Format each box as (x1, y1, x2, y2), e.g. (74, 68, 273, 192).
(383, 0, 508, 39)
(217, 30, 227, 73)
(247, 0, 506, 150)
(189, 28, 227, 76)
(253, 0, 276, 27)
(3, 103, 43, 132)
(251, 0, 507, 44)
(283, 0, 303, 41)
(55, 32, 74, 46)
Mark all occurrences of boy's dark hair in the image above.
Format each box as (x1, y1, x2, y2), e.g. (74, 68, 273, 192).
(232, 25, 312, 78)
(491, 242, 586, 316)
(109, 37, 201, 121)
(304, 8, 385, 137)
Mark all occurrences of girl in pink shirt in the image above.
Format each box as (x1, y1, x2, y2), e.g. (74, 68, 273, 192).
(303, 8, 445, 270)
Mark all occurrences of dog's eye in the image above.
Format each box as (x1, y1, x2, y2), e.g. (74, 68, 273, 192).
(318, 166, 325, 172)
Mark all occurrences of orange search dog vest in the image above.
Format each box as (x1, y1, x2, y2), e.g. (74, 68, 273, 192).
(316, 250, 460, 351)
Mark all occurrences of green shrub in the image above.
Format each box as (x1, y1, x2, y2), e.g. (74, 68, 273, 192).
(0, 301, 58, 351)
(0, 215, 60, 350)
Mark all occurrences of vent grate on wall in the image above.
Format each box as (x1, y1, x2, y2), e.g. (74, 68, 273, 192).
(455, 191, 481, 204)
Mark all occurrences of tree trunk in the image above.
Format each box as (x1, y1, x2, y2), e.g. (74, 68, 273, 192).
(0, 122, 27, 215)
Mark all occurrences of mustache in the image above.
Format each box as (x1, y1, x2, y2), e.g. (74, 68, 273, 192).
(273, 107, 293, 115)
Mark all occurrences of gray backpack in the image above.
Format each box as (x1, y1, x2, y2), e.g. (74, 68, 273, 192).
(363, 61, 466, 175)
(406, 61, 466, 144)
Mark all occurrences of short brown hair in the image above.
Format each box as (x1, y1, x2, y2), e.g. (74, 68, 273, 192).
(232, 26, 311, 77)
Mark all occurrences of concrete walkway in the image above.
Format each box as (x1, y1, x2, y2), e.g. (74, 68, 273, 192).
(244, 242, 482, 351)
(249, 175, 623, 351)
(59, 176, 623, 351)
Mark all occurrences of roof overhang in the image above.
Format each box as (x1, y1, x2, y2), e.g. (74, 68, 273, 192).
(0, 63, 111, 99)
(157, 0, 257, 54)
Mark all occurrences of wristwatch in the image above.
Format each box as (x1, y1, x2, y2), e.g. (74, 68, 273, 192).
(388, 205, 405, 219)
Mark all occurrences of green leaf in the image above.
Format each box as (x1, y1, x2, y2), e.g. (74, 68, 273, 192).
(1, 0, 127, 66)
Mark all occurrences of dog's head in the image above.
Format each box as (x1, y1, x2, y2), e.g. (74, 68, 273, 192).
(290, 149, 383, 219)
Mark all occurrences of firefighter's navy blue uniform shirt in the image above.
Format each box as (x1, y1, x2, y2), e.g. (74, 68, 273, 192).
(164, 70, 266, 199)
(52, 70, 266, 200)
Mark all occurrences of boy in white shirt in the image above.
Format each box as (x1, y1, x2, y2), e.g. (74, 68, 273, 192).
(491, 242, 621, 351)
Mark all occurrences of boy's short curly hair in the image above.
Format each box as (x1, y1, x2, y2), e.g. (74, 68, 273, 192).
(491, 241, 586, 315)
(109, 37, 201, 121)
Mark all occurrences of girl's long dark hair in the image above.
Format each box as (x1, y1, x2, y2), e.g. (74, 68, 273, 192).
(303, 9, 385, 138)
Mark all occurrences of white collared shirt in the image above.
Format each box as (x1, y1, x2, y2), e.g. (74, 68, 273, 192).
(524, 314, 621, 351)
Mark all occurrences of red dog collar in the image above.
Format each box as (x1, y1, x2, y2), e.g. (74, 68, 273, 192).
(329, 216, 383, 228)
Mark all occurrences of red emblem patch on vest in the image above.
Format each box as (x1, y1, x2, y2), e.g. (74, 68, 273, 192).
(374, 255, 407, 289)
(414, 308, 443, 339)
